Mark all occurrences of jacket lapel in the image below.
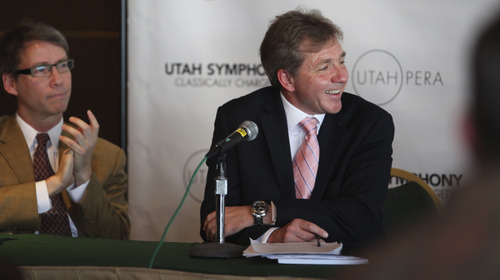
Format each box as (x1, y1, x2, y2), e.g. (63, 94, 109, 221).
(259, 92, 295, 198)
(311, 113, 344, 200)
(0, 116, 73, 208)
(0, 115, 35, 184)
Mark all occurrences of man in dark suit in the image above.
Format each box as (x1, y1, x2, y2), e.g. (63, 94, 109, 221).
(0, 20, 130, 239)
(200, 9, 394, 254)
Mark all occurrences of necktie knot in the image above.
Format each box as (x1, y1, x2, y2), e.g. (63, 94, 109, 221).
(300, 117, 318, 137)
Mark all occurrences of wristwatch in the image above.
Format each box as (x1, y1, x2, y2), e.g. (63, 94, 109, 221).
(251, 201, 269, 225)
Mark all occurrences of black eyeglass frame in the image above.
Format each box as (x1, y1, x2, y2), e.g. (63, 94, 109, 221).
(14, 59, 74, 77)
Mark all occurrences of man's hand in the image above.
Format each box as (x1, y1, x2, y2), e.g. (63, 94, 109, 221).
(46, 149, 74, 197)
(267, 218, 328, 243)
(203, 206, 254, 241)
(59, 110, 99, 186)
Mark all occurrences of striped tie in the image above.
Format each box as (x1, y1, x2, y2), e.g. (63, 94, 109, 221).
(34, 133, 72, 236)
(293, 117, 320, 199)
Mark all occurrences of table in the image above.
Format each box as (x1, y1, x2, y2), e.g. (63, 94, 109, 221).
(0, 234, 348, 279)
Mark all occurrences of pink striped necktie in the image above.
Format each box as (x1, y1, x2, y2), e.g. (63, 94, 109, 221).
(34, 133, 72, 236)
(293, 117, 320, 199)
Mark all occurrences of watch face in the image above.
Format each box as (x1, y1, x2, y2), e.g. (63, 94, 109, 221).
(252, 201, 268, 215)
(252, 201, 268, 225)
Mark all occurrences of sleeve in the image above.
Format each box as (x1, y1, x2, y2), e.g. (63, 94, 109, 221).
(199, 105, 276, 244)
(0, 182, 40, 231)
(67, 141, 131, 239)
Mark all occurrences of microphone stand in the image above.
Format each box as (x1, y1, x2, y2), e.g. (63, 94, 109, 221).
(189, 154, 245, 258)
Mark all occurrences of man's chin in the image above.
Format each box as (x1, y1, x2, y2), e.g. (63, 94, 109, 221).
(325, 103, 342, 114)
(50, 105, 68, 115)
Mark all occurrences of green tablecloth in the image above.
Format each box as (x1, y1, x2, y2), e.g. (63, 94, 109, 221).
(0, 234, 346, 279)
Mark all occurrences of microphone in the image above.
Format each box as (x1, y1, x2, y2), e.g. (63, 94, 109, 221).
(206, 120, 259, 159)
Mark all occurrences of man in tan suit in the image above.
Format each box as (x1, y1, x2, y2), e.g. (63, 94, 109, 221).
(0, 20, 130, 239)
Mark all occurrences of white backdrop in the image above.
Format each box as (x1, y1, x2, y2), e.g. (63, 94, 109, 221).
(127, 0, 500, 242)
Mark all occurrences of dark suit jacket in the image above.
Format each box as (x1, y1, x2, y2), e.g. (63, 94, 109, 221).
(0, 115, 130, 239)
(200, 86, 394, 254)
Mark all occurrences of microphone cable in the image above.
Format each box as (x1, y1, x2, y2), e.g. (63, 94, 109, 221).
(148, 156, 207, 268)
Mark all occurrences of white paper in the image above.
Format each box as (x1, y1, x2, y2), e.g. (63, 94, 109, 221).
(276, 256, 368, 265)
(243, 239, 368, 265)
(248, 238, 342, 254)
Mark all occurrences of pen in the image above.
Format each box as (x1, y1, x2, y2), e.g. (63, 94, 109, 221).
(315, 234, 321, 247)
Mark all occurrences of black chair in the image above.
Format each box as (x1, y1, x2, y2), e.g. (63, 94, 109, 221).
(383, 168, 442, 236)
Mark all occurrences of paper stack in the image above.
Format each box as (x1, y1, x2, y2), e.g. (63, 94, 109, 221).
(243, 239, 368, 265)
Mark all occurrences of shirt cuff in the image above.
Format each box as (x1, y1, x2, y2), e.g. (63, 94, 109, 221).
(257, 227, 280, 243)
(36, 181, 51, 213)
(67, 179, 90, 203)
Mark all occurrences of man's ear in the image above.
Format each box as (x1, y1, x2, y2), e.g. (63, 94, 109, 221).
(2, 73, 18, 96)
(277, 69, 295, 92)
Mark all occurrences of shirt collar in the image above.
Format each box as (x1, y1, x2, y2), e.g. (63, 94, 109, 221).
(16, 113, 63, 149)
(280, 92, 325, 132)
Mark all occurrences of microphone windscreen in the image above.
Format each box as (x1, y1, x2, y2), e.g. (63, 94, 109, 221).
(240, 121, 258, 141)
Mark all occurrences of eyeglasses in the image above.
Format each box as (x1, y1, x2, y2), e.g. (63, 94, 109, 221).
(14, 59, 74, 77)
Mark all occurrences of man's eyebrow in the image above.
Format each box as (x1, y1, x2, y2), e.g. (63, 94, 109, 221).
(318, 51, 346, 65)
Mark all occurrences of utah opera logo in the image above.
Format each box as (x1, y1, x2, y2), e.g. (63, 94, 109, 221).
(351, 49, 403, 106)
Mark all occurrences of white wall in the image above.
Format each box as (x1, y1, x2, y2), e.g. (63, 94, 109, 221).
(127, 0, 500, 242)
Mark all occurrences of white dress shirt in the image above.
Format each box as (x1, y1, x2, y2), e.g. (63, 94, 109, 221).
(280, 93, 325, 160)
(16, 114, 90, 237)
(257, 93, 325, 243)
